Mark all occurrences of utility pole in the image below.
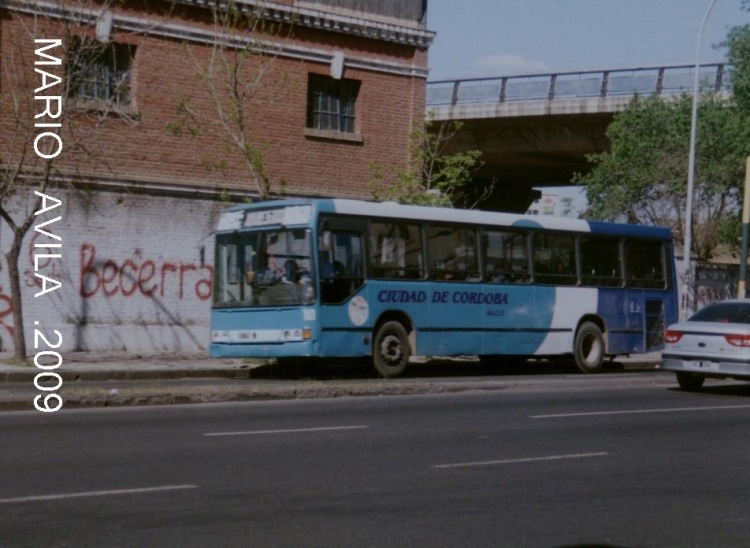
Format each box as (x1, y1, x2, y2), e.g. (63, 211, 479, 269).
(738, 157, 750, 299)
(682, 0, 719, 319)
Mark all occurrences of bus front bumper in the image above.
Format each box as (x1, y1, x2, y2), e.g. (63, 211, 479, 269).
(210, 340, 316, 359)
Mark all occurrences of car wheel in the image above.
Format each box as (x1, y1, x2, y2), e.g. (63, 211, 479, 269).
(372, 321, 409, 378)
(676, 371, 705, 391)
(574, 322, 604, 374)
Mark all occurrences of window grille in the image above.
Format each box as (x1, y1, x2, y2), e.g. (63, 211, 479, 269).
(307, 74, 359, 133)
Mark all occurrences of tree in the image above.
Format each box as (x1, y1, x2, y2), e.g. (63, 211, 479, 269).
(575, 92, 750, 261)
(370, 115, 484, 207)
(169, 1, 288, 201)
(0, 3, 142, 360)
(726, 2, 750, 116)
(578, 11, 750, 263)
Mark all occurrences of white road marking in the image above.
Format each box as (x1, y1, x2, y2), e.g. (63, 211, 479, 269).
(531, 404, 750, 419)
(433, 452, 608, 469)
(0, 485, 198, 504)
(204, 425, 369, 437)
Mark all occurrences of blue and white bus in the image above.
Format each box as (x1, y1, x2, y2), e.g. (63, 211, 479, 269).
(210, 199, 677, 377)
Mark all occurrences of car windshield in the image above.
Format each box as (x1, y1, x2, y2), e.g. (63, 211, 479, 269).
(689, 302, 750, 324)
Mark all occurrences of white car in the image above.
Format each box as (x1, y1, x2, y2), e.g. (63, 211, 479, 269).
(662, 300, 750, 390)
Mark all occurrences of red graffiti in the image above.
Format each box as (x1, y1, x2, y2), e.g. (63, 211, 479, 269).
(80, 243, 213, 301)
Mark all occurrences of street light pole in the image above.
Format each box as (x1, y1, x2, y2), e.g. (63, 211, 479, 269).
(682, 0, 719, 319)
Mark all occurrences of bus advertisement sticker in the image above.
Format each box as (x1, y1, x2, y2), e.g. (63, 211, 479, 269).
(348, 296, 369, 326)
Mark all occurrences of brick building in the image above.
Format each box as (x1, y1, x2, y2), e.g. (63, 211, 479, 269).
(0, 0, 434, 354)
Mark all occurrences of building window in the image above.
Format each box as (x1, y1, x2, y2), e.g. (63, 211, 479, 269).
(306, 74, 360, 134)
(69, 38, 135, 108)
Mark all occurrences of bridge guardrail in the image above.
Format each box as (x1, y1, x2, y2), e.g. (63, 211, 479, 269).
(426, 63, 732, 107)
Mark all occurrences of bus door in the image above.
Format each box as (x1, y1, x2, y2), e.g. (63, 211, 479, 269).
(623, 239, 669, 353)
(317, 225, 369, 357)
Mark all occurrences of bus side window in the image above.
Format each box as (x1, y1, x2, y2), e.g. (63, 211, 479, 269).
(625, 239, 666, 289)
(581, 236, 622, 287)
(483, 230, 529, 284)
(319, 230, 364, 304)
(426, 225, 478, 282)
(533, 233, 577, 286)
(370, 222, 424, 279)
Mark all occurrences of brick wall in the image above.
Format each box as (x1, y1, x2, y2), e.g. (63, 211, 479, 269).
(1, 6, 428, 199)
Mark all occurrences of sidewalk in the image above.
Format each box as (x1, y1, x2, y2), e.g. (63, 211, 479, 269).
(0, 351, 250, 383)
(0, 351, 662, 383)
(0, 351, 665, 412)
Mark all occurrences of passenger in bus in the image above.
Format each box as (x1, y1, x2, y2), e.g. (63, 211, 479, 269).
(319, 256, 335, 279)
(284, 259, 300, 283)
(488, 260, 527, 283)
(486, 261, 511, 283)
(553, 258, 571, 276)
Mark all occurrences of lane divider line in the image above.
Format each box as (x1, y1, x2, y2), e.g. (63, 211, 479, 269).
(204, 425, 369, 437)
(433, 452, 608, 470)
(0, 484, 198, 504)
(531, 404, 750, 419)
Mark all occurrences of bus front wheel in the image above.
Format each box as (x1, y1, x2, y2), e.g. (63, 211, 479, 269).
(574, 322, 604, 374)
(372, 321, 410, 378)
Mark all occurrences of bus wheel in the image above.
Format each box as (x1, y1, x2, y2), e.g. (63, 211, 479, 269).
(574, 322, 604, 374)
(372, 321, 410, 378)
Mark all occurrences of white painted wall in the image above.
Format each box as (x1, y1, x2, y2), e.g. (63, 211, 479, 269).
(1, 189, 225, 355)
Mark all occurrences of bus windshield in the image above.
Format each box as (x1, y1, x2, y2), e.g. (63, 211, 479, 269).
(214, 228, 315, 307)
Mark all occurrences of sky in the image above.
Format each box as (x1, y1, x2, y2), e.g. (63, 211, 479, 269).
(426, 0, 750, 81)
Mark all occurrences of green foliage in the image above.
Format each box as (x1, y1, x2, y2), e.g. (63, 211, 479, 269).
(168, 0, 284, 201)
(727, 2, 750, 114)
(728, 26, 750, 113)
(577, 10, 750, 262)
(370, 116, 483, 208)
(575, 92, 750, 261)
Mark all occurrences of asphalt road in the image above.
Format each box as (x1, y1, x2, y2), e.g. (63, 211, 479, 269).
(3, 380, 750, 547)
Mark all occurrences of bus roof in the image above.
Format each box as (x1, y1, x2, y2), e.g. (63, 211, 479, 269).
(220, 198, 673, 240)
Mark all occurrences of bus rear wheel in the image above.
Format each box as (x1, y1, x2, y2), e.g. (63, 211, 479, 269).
(574, 322, 604, 374)
(372, 321, 410, 378)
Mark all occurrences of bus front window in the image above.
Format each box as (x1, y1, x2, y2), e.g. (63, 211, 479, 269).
(214, 229, 315, 307)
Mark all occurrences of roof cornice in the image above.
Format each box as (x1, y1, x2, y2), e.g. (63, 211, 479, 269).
(173, 0, 435, 47)
(3, 0, 430, 78)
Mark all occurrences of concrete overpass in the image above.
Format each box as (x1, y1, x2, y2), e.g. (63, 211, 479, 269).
(426, 63, 731, 212)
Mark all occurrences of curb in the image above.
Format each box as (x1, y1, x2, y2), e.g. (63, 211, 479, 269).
(0, 367, 250, 384)
(0, 360, 661, 384)
(1, 370, 677, 412)
(1, 380, 481, 411)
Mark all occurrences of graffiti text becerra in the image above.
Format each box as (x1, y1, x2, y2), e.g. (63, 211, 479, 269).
(79, 244, 213, 300)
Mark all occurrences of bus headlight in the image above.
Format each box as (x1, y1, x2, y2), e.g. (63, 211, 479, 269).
(212, 330, 230, 343)
(282, 329, 312, 341)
